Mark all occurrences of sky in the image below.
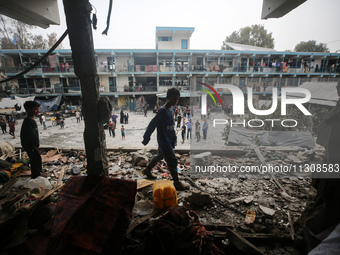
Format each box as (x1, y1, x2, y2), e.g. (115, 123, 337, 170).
(34, 0, 340, 52)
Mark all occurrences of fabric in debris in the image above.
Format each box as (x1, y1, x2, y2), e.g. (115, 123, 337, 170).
(309, 222, 340, 255)
(0, 159, 12, 169)
(0, 171, 10, 183)
(32, 176, 136, 254)
(35, 95, 62, 112)
(136, 205, 224, 255)
(48, 54, 58, 69)
(10, 159, 29, 176)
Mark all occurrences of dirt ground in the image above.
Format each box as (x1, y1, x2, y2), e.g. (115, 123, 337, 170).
(2, 109, 227, 150)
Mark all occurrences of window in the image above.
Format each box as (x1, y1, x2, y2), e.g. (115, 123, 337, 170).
(69, 78, 80, 88)
(107, 57, 115, 71)
(109, 77, 117, 92)
(18, 78, 27, 89)
(159, 77, 173, 86)
(158, 36, 172, 42)
(220, 77, 232, 84)
(181, 39, 188, 49)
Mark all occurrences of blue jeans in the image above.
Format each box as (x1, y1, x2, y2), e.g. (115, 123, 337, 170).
(187, 128, 192, 139)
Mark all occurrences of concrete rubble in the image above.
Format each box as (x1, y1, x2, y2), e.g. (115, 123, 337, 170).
(0, 145, 324, 254)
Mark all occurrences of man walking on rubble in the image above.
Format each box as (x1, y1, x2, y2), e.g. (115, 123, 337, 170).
(142, 87, 189, 191)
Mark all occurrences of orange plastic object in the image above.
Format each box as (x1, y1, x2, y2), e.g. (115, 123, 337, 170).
(153, 180, 178, 209)
(244, 210, 256, 224)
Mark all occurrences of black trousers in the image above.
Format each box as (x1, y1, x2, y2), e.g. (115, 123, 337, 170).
(1, 125, 6, 133)
(24, 146, 42, 179)
(147, 150, 178, 181)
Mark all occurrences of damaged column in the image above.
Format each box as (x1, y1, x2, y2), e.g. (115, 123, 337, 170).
(63, 0, 111, 176)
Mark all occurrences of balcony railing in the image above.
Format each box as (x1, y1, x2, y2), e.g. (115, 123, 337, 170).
(134, 65, 158, 72)
(128, 85, 157, 92)
(2, 64, 340, 76)
(10, 87, 82, 95)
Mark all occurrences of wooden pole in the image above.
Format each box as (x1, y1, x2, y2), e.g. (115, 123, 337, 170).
(63, 0, 108, 176)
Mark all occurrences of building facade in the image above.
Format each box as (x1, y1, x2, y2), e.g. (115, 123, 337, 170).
(0, 27, 339, 110)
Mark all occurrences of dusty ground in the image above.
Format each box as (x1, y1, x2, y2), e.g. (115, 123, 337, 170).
(2, 109, 227, 150)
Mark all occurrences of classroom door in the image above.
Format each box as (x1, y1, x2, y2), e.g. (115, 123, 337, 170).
(130, 97, 135, 111)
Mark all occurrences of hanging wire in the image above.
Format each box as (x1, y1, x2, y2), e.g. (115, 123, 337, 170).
(91, 4, 97, 30)
(102, 0, 113, 35)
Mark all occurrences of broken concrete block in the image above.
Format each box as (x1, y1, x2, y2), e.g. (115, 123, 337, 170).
(71, 165, 81, 175)
(131, 152, 149, 166)
(228, 196, 247, 204)
(244, 196, 254, 204)
(287, 155, 302, 163)
(259, 205, 275, 217)
(125, 156, 133, 162)
(123, 163, 132, 168)
(193, 152, 213, 165)
(185, 192, 213, 207)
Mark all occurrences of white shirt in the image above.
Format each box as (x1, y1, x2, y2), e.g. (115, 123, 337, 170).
(41, 115, 45, 122)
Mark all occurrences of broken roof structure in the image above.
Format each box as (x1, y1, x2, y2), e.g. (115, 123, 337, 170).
(223, 42, 277, 52)
(288, 82, 339, 107)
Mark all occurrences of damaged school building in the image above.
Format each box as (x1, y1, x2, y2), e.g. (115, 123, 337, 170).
(1, 26, 339, 110)
(1, 0, 340, 254)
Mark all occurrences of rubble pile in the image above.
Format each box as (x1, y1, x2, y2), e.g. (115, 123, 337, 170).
(0, 146, 323, 254)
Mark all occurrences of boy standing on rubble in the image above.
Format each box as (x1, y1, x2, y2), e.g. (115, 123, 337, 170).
(20, 101, 42, 179)
(142, 87, 189, 191)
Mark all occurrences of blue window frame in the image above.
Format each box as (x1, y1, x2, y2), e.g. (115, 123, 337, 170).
(158, 36, 172, 42)
(181, 39, 188, 49)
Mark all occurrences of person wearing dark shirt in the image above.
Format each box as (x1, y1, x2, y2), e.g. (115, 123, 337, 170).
(8, 120, 15, 138)
(177, 114, 182, 128)
(120, 109, 124, 124)
(181, 122, 186, 144)
(142, 88, 189, 191)
(55, 111, 62, 121)
(20, 101, 42, 179)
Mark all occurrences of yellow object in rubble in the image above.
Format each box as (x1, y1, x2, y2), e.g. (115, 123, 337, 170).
(153, 180, 178, 209)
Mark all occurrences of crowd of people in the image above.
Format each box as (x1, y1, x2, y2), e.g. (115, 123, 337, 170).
(171, 105, 209, 144)
(108, 110, 129, 139)
(0, 115, 17, 139)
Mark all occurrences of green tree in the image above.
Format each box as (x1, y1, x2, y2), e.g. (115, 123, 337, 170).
(0, 15, 52, 50)
(294, 40, 329, 53)
(221, 24, 275, 50)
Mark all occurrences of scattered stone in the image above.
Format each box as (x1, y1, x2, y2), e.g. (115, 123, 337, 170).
(259, 205, 276, 217)
(193, 152, 213, 165)
(70, 165, 81, 175)
(244, 195, 254, 204)
(130, 152, 149, 166)
(287, 155, 302, 164)
(186, 192, 213, 207)
(228, 196, 247, 204)
(238, 175, 247, 180)
(123, 163, 132, 168)
(125, 156, 133, 162)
